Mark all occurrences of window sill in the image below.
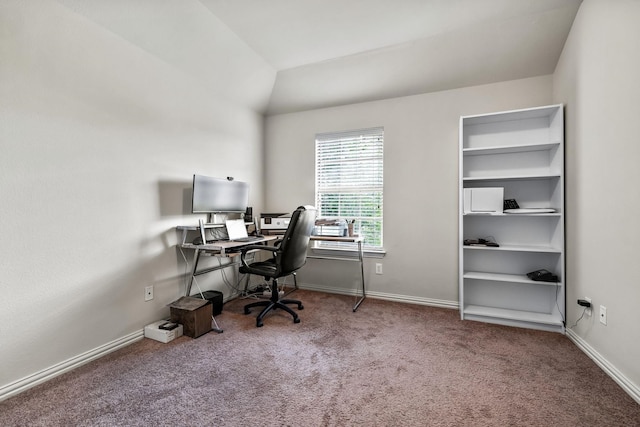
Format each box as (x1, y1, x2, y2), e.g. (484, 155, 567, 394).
(310, 246, 386, 259)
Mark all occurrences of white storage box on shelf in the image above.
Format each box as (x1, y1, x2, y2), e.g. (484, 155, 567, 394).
(463, 187, 504, 214)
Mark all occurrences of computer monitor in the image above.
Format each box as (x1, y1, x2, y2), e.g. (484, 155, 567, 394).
(191, 175, 249, 217)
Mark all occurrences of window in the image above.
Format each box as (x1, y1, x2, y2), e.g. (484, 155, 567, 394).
(315, 127, 384, 250)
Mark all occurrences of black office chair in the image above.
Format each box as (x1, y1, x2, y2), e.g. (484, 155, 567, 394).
(239, 205, 317, 327)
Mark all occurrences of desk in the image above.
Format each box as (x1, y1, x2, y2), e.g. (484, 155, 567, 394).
(178, 226, 366, 316)
(177, 225, 277, 332)
(308, 235, 366, 312)
(177, 225, 277, 296)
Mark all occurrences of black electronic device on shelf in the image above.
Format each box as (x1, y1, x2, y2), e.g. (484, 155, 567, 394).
(527, 269, 558, 282)
(503, 199, 520, 210)
(463, 238, 499, 247)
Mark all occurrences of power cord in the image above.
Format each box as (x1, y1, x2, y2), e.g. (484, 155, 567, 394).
(216, 256, 247, 294)
(555, 284, 565, 325)
(568, 299, 592, 329)
(568, 307, 587, 329)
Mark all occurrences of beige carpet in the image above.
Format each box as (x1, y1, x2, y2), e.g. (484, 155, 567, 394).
(1, 290, 638, 426)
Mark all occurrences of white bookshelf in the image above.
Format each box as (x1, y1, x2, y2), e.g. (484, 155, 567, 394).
(459, 105, 565, 333)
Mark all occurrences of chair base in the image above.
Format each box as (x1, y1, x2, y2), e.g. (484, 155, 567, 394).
(244, 282, 303, 327)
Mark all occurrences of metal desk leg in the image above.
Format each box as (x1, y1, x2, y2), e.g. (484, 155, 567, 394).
(282, 272, 299, 297)
(241, 252, 258, 295)
(185, 248, 201, 297)
(210, 316, 223, 334)
(353, 240, 366, 312)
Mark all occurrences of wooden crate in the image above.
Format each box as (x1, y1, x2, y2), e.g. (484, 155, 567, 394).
(169, 296, 212, 338)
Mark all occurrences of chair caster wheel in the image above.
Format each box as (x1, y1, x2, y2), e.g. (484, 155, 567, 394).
(298, 304, 304, 310)
(244, 309, 251, 315)
(257, 322, 263, 327)
(294, 318, 300, 324)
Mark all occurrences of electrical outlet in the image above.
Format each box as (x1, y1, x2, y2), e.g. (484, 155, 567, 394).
(599, 305, 607, 325)
(584, 297, 592, 316)
(375, 263, 383, 275)
(145, 285, 154, 301)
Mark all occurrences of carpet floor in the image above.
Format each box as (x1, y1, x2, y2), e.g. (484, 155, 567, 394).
(1, 290, 639, 426)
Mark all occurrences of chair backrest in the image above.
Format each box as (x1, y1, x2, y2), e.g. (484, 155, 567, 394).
(276, 205, 317, 276)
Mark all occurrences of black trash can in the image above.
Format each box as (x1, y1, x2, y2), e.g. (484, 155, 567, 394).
(189, 290, 223, 316)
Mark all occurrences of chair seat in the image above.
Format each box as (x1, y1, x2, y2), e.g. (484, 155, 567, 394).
(239, 260, 276, 277)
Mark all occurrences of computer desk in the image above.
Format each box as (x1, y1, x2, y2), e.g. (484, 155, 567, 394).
(177, 225, 278, 332)
(177, 226, 278, 296)
(177, 226, 366, 320)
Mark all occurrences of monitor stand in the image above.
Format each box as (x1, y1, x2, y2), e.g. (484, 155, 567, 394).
(208, 213, 225, 224)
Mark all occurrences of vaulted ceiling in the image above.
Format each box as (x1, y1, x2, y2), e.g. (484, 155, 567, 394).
(202, 0, 583, 115)
(52, 0, 582, 115)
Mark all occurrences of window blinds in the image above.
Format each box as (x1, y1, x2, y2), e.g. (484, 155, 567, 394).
(315, 127, 384, 248)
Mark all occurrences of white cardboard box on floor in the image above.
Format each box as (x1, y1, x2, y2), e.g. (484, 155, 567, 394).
(144, 320, 183, 343)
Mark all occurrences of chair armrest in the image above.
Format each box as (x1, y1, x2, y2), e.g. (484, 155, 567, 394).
(239, 244, 278, 269)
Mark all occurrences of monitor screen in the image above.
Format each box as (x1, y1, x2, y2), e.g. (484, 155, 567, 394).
(191, 175, 249, 214)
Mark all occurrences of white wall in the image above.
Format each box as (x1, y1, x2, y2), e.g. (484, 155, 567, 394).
(265, 76, 553, 304)
(0, 0, 274, 393)
(553, 0, 640, 393)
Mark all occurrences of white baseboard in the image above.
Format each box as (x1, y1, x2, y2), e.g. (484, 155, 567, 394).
(298, 282, 459, 310)
(0, 330, 144, 403)
(366, 291, 459, 310)
(566, 329, 640, 405)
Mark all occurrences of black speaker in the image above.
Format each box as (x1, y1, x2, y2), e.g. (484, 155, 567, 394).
(245, 206, 253, 222)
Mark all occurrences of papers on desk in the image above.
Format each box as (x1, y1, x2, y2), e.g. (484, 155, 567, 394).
(313, 218, 349, 237)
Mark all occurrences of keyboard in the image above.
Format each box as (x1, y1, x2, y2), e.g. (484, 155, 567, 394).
(191, 238, 217, 245)
(231, 236, 262, 243)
